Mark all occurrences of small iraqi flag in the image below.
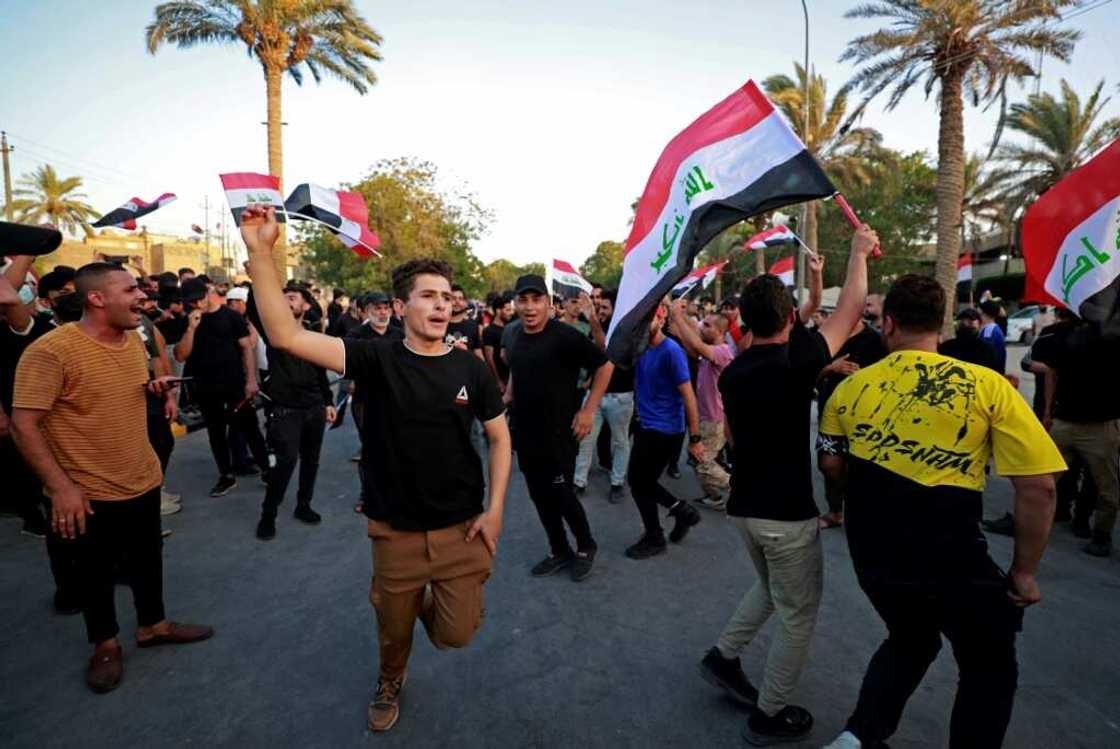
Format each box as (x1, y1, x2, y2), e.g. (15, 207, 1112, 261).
(957, 254, 973, 284)
(769, 255, 795, 287)
(745, 225, 798, 251)
(284, 183, 381, 257)
(1022, 138, 1120, 317)
(672, 260, 728, 297)
(551, 259, 592, 298)
(605, 80, 836, 365)
(92, 193, 176, 230)
(220, 172, 286, 225)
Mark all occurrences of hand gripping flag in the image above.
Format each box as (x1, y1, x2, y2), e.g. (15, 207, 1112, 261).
(551, 259, 593, 298)
(220, 173, 286, 225)
(284, 183, 381, 257)
(1022, 138, 1120, 319)
(92, 193, 176, 230)
(672, 260, 729, 297)
(769, 255, 795, 287)
(745, 225, 798, 251)
(605, 80, 836, 365)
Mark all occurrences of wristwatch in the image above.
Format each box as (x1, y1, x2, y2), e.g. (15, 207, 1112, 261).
(689, 434, 702, 445)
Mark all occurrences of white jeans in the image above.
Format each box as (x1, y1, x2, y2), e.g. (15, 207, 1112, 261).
(574, 392, 634, 488)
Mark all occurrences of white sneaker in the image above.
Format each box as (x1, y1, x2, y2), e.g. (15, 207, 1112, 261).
(160, 489, 182, 516)
(822, 731, 862, 749)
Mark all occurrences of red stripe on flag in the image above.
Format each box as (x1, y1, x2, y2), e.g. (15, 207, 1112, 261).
(768, 256, 794, 275)
(338, 190, 369, 224)
(625, 81, 775, 256)
(553, 259, 580, 274)
(220, 172, 280, 190)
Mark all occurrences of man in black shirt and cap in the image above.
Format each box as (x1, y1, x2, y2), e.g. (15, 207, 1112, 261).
(938, 308, 999, 371)
(506, 273, 613, 582)
(241, 205, 510, 734)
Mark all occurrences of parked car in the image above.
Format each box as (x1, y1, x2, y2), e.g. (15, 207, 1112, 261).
(1007, 305, 1041, 343)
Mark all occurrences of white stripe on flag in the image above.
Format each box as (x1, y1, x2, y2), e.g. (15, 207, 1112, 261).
(1043, 196, 1120, 308)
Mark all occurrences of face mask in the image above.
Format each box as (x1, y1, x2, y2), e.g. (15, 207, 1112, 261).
(18, 284, 36, 305)
(956, 324, 978, 339)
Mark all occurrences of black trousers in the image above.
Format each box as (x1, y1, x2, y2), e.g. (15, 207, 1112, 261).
(146, 393, 175, 474)
(73, 488, 166, 644)
(262, 405, 326, 517)
(627, 426, 684, 536)
(846, 560, 1024, 748)
(196, 390, 269, 477)
(519, 449, 595, 556)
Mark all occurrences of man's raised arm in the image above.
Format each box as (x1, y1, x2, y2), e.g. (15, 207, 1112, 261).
(242, 206, 345, 373)
(818, 225, 877, 356)
(798, 250, 824, 323)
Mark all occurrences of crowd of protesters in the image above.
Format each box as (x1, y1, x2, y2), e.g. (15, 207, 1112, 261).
(3, 206, 1114, 747)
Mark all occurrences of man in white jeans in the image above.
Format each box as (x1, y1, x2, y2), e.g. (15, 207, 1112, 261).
(574, 290, 633, 502)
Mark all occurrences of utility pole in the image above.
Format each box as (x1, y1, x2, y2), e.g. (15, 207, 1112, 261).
(1, 131, 14, 221)
(795, 0, 810, 305)
(202, 195, 211, 272)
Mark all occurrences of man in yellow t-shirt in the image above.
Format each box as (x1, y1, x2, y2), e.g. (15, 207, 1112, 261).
(817, 275, 1065, 749)
(11, 262, 213, 695)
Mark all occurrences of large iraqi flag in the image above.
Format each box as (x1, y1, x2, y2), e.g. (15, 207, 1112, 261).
(1022, 138, 1120, 317)
(605, 80, 836, 365)
(220, 172, 286, 225)
(92, 193, 177, 230)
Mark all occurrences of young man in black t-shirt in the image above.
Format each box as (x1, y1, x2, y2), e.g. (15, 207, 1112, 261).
(697, 226, 876, 746)
(241, 206, 511, 734)
(482, 292, 514, 393)
(445, 284, 483, 358)
(506, 274, 613, 582)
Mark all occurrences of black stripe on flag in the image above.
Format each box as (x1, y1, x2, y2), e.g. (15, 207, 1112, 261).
(608, 150, 834, 365)
(552, 279, 585, 299)
(283, 184, 342, 231)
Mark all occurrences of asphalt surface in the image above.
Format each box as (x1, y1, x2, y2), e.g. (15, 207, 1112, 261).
(3, 345, 1119, 748)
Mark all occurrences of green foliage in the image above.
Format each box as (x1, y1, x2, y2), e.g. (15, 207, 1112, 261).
(580, 241, 625, 289)
(480, 258, 545, 294)
(8, 164, 98, 237)
(300, 157, 493, 297)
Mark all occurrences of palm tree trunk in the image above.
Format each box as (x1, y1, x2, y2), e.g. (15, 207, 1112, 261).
(265, 65, 287, 283)
(755, 247, 766, 276)
(804, 200, 818, 252)
(934, 72, 966, 335)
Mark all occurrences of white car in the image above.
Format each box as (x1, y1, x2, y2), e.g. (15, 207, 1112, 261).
(1006, 305, 1041, 344)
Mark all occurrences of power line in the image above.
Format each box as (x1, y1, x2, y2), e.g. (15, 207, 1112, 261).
(4, 131, 147, 183)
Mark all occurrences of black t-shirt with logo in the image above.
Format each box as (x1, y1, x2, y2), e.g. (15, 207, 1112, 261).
(719, 321, 831, 521)
(445, 318, 481, 351)
(343, 339, 504, 531)
(185, 306, 250, 395)
(507, 319, 607, 462)
(482, 323, 509, 382)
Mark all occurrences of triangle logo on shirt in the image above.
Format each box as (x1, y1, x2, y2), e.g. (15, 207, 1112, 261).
(455, 385, 469, 405)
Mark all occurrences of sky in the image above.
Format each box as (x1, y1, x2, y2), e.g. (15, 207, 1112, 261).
(1, 0, 1118, 270)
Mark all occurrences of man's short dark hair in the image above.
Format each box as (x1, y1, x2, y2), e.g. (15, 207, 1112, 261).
(601, 288, 617, 306)
(451, 283, 465, 295)
(178, 267, 195, 276)
(739, 275, 793, 337)
(489, 292, 511, 313)
(979, 300, 1002, 319)
(38, 269, 75, 299)
(391, 258, 453, 302)
(332, 287, 347, 300)
(75, 262, 126, 308)
(884, 274, 945, 333)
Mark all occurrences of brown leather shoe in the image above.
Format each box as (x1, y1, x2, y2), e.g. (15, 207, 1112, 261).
(87, 645, 123, 693)
(367, 675, 406, 732)
(136, 621, 214, 648)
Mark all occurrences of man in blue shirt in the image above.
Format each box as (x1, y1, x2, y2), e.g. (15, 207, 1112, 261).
(626, 302, 705, 559)
(979, 300, 1007, 373)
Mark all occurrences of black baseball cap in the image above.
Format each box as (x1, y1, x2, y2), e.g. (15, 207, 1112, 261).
(365, 291, 390, 306)
(181, 277, 208, 302)
(0, 221, 63, 257)
(514, 274, 548, 295)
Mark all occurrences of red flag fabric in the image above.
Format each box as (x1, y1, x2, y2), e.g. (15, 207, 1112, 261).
(768, 256, 795, 286)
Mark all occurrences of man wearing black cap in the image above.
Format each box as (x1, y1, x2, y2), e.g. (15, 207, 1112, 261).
(255, 284, 337, 539)
(175, 277, 270, 496)
(506, 273, 613, 581)
(939, 308, 1000, 371)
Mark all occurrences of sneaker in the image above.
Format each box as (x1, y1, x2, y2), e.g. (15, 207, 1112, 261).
(666, 464, 682, 480)
(571, 548, 596, 582)
(367, 675, 406, 732)
(625, 533, 667, 560)
(981, 512, 1015, 537)
(1071, 520, 1092, 539)
(823, 731, 863, 749)
(256, 516, 276, 540)
(53, 589, 82, 616)
(668, 501, 701, 543)
(160, 498, 183, 516)
(1083, 539, 1112, 557)
(161, 528, 173, 539)
(699, 646, 758, 706)
(741, 705, 814, 746)
(696, 494, 727, 511)
(531, 553, 574, 577)
(609, 484, 626, 504)
(293, 505, 322, 524)
(209, 475, 237, 497)
(161, 488, 182, 504)
(351, 449, 362, 462)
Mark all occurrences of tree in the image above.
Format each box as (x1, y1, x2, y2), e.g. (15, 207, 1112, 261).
(961, 153, 1010, 247)
(6, 164, 98, 237)
(996, 78, 1120, 210)
(146, 0, 383, 280)
(763, 64, 881, 252)
(300, 157, 492, 297)
(480, 258, 545, 294)
(842, 0, 1080, 330)
(580, 241, 625, 289)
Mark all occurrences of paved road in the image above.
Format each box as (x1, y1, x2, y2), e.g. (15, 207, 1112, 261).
(3, 346, 1119, 747)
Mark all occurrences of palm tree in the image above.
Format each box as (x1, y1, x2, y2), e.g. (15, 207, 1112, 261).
(146, 1, 383, 279)
(997, 78, 1120, 208)
(960, 153, 1010, 247)
(7, 164, 98, 237)
(763, 64, 882, 253)
(842, 0, 1080, 329)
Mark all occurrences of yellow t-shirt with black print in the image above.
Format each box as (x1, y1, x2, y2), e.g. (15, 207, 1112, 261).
(817, 349, 1065, 582)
